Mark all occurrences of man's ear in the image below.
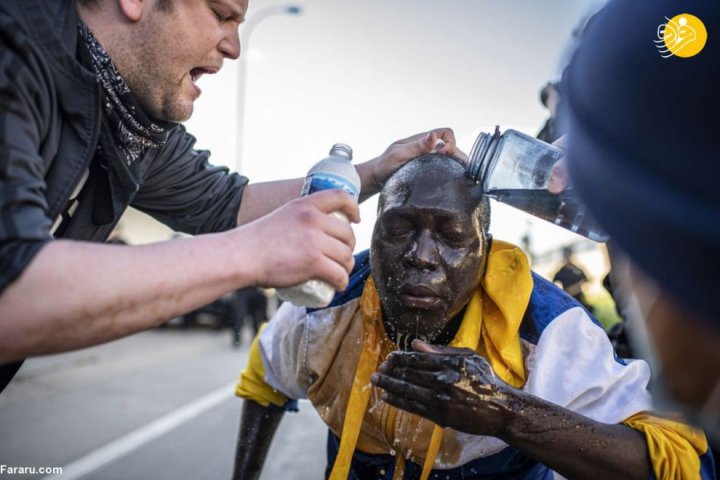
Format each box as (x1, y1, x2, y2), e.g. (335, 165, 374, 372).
(117, 0, 147, 22)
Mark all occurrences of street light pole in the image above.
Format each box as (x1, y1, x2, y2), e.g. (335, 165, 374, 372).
(235, 4, 303, 173)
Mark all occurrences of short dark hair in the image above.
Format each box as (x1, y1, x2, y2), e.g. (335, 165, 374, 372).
(378, 154, 491, 235)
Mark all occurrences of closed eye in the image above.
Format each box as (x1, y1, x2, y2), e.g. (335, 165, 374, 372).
(385, 226, 413, 237)
(210, 2, 245, 24)
(383, 220, 414, 238)
(440, 229, 472, 247)
(213, 10, 232, 22)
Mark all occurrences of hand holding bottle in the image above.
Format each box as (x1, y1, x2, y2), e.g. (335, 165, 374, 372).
(236, 189, 359, 293)
(277, 144, 361, 308)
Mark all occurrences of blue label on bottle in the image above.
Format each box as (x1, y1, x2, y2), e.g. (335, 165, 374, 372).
(304, 173, 359, 199)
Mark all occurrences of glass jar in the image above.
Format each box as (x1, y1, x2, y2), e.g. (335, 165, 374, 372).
(466, 127, 610, 242)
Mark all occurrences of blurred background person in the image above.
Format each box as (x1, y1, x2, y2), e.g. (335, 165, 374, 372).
(602, 270, 634, 359)
(536, 81, 566, 143)
(552, 245, 594, 313)
(230, 287, 268, 347)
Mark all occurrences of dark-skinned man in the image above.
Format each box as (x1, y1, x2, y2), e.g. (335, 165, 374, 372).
(233, 155, 713, 480)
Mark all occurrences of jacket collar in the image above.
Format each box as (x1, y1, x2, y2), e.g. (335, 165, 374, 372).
(17, 0, 99, 92)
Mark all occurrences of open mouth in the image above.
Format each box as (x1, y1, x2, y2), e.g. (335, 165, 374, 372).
(189, 67, 218, 86)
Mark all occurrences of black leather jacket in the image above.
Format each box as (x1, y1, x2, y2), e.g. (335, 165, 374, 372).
(0, 0, 248, 295)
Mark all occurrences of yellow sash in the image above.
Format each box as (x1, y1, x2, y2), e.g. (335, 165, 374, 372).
(329, 240, 533, 480)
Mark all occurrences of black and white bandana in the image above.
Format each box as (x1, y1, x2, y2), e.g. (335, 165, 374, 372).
(49, 23, 175, 237)
(77, 21, 170, 165)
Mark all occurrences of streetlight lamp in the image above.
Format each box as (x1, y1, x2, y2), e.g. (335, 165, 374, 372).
(235, 4, 303, 173)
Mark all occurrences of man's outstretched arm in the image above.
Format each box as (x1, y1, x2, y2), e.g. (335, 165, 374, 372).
(372, 341, 652, 480)
(232, 400, 284, 480)
(0, 190, 357, 363)
(236, 128, 460, 225)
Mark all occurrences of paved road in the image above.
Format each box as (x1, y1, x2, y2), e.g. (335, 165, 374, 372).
(0, 329, 326, 480)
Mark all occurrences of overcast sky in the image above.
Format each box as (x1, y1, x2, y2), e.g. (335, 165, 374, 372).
(184, 0, 607, 254)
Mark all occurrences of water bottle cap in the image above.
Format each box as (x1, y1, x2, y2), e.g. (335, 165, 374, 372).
(329, 143, 353, 160)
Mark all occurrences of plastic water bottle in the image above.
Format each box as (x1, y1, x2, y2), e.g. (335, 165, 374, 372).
(276, 144, 361, 308)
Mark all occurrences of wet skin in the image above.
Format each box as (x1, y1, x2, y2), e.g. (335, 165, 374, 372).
(368, 157, 650, 479)
(373, 341, 515, 436)
(371, 339, 650, 480)
(370, 161, 486, 348)
(234, 156, 651, 479)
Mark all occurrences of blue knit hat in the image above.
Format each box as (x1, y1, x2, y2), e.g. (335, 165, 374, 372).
(563, 0, 719, 322)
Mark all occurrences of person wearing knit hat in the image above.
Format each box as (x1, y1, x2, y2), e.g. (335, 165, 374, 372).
(232, 155, 713, 480)
(563, 0, 719, 445)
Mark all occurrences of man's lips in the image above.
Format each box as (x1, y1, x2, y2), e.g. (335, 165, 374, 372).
(190, 66, 219, 82)
(188, 66, 219, 95)
(398, 284, 446, 309)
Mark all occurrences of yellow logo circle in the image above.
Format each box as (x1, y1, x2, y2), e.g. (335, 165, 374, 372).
(661, 13, 707, 58)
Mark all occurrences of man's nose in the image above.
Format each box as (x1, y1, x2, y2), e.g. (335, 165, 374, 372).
(219, 26, 241, 60)
(404, 230, 440, 270)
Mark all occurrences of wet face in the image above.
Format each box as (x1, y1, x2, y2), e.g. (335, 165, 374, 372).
(112, 0, 245, 122)
(370, 157, 488, 346)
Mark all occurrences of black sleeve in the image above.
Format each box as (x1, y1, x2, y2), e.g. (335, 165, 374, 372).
(132, 125, 249, 235)
(0, 16, 54, 295)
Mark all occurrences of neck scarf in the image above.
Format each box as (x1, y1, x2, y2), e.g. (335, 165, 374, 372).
(77, 22, 170, 166)
(329, 240, 533, 480)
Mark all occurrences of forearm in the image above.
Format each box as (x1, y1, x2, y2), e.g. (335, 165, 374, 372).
(235, 163, 382, 226)
(233, 400, 284, 480)
(501, 393, 650, 480)
(236, 179, 304, 225)
(355, 158, 383, 203)
(374, 343, 651, 479)
(235, 127, 458, 225)
(0, 234, 251, 362)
